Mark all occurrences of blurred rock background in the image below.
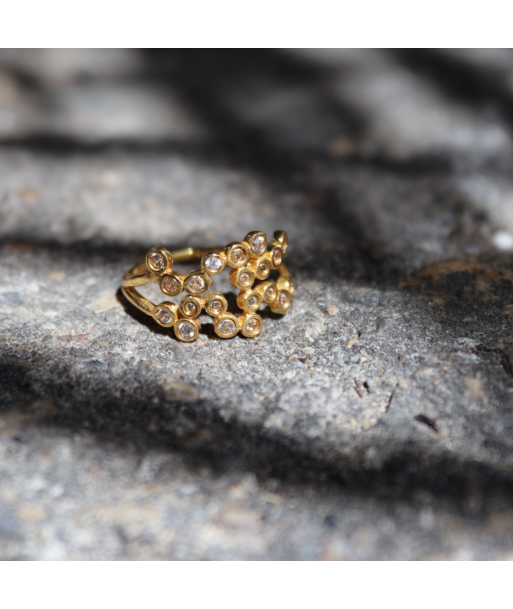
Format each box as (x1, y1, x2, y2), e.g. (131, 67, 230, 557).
(1, 49, 513, 559)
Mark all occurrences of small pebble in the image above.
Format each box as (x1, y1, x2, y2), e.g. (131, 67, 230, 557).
(492, 230, 513, 251)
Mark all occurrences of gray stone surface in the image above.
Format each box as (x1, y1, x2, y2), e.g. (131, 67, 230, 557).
(2, 49, 513, 559)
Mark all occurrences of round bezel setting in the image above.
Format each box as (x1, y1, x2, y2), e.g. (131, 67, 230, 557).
(174, 318, 200, 342)
(225, 242, 250, 268)
(229, 267, 255, 290)
(184, 270, 211, 295)
(271, 289, 291, 314)
(244, 231, 268, 257)
(272, 230, 288, 255)
(255, 257, 271, 280)
(160, 272, 184, 296)
(179, 295, 202, 318)
(152, 302, 178, 327)
(256, 281, 278, 304)
(201, 251, 226, 275)
(146, 247, 173, 275)
(270, 246, 283, 270)
(205, 293, 228, 316)
(237, 290, 262, 312)
(214, 313, 240, 339)
(241, 313, 263, 338)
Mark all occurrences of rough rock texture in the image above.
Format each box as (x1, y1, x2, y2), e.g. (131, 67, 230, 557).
(2, 49, 513, 559)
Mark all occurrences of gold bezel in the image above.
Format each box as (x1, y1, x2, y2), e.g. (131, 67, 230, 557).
(174, 317, 201, 342)
(244, 231, 268, 258)
(159, 271, 184, 296)
(270, 246, 283, 270)
(204, 293, 228, 316)
(256, 281, 278, 304)
(152, 302, 178, 327)
(277, 275, 294, 296)
(201, 251, 226, 275)
(270, 289, 291, 314)
(184, 270, 211, 295)
(224, 242, 251, 268)
(146, 247, 173, 275)
(229, 267, 255, 290)
(248, 255, 272, 280)
(241, 313, 263, 338)
(179, 295, 203, 319)
(214, 313, 240, 339)
(272, 230, 288, 255)
(237, 289, 262, 312)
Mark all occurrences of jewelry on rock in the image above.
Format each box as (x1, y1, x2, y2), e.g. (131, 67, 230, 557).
(121, 231, 294, 342)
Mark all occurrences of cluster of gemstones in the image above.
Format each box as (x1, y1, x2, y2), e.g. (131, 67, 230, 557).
(145, 231, 293, 342)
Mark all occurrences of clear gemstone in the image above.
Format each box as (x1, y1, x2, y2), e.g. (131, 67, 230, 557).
(280, 292, 290, 309)
(272, 248, 282, 266)
(184, 302, 197, 315)
(162, 276, 180, 295)
(219, 318, 236, 335)
(204, 255, 223, 273)
(239, 271, 252, 286)
(178, 322, 195, 339)
(247, 296, 259, 309)
(252, 235, 266, 255)
(266, 285, 277, 301)
(258, 262, 270, 276)
(246, 318, 260, 334)
(209, 299, 222, 313)
(188, 276, 205, 292)
(156, 307, 172, 324)
(149, 252, 165, 270)
(231, 247, 246, 264)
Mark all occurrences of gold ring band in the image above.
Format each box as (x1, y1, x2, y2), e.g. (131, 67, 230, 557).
(121, 231, 294, 342)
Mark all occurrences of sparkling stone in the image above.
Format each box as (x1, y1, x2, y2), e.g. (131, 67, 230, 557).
(239, 271, 252, 286)
(149, 252, 165, 270)
(162, 276, 180, 295)
(178, 322, 195, 339)
(258, 262, 270, 276)
(156, 307, 172, 324)
(183, 302, 197, 315)
(272, 248, 282, 266)
(252, 235, 266, 255)
(209, 299, 223, 313)
(188, 275, 205, 292)
(247, 296, 259, 309)
(219, 318, 236, 335)
(280, 292, 290, 309)
(204, 255, 223, 273)
(231, 247, 246, 264)
(246, 318, 260, 334)
(265, 285, 277, 301)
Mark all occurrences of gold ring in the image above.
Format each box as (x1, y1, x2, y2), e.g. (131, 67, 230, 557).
(121, 231, 294, 342)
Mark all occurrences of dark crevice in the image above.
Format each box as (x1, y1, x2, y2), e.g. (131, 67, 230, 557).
(414, 414, 439, 433)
